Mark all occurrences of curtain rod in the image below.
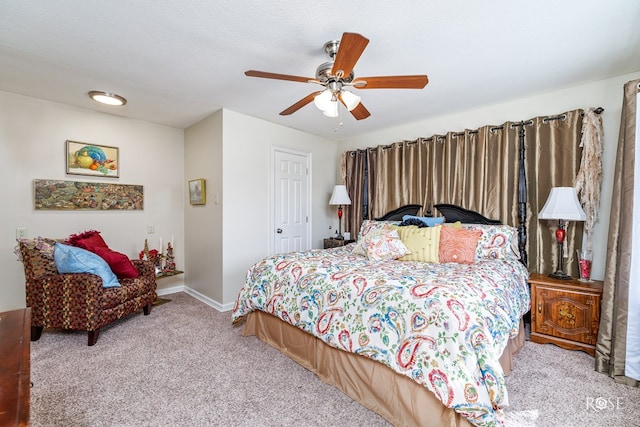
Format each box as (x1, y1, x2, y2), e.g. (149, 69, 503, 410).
(542, 107, 604, 123)
(345, 107, 604, 154)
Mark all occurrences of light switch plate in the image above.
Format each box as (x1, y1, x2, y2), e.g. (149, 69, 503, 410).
(16, 227, 27, 239)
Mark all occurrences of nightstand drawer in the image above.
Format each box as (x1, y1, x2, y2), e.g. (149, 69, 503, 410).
(533, 285, 600, 344)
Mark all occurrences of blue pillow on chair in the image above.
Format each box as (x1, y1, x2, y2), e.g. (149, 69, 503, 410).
(402, 215, 445, 227)
(54, 243, 120, 288)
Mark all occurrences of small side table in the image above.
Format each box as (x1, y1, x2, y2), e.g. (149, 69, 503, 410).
(153, 270, 184, 305)
(155, 270, 184, 280)
(529, 273, 603, 356)
(323, 238, 355, 249)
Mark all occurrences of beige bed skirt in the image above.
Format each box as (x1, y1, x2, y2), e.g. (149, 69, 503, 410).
(242, 311, 525, 427)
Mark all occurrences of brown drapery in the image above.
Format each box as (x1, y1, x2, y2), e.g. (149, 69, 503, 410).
(595, 78, 640, 387)
(342, 110, 585, 275)
(343, 148, 377, 237)
(525, 110, 584, 277)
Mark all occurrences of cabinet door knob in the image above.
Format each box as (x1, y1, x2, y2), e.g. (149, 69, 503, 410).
(276, 228, 283, 234)
(538, 302, 542, 313)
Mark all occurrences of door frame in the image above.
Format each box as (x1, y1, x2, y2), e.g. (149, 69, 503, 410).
(270, 145, 312, 254)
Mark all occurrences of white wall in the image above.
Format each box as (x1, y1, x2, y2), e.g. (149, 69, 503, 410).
(184, 110, 223, 302)
(0, 91, 185, 312)
(338, 71, 640, 281)
(220, 109, 338, 305)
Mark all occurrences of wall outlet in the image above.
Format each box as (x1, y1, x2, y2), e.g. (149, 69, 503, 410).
(16, 227, 27, 239)
(147, 225, 155, 234)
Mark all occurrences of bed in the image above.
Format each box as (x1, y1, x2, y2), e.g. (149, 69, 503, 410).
(232, 205, 530, 427)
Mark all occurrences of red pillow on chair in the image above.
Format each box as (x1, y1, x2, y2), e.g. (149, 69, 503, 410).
(92, 247, 139, 279)
(66, 230, 138, 278)
(66, 230, 108, 251)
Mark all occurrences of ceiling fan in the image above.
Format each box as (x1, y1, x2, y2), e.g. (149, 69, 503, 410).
(245, 32, 429, 120)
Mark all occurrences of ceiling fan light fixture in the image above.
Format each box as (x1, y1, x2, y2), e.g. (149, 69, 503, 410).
(322, 100, 339, 117)
(244, 32, 426, 121)
(340, 90, 361, 111)
(88, 91, 127, 106)
(314, 89, 332, 111)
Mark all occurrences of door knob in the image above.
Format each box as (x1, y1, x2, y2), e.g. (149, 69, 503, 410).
(276, 228, 283, 234)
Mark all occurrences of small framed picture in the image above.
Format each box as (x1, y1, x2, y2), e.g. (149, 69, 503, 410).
(66, 140, 119, 178)
(189, 178, 206, 205)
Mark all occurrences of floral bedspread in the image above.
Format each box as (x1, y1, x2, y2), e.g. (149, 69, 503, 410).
(232, 245, 530, 427)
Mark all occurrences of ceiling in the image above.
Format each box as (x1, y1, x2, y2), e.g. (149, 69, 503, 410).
(1, 1, 639, 141)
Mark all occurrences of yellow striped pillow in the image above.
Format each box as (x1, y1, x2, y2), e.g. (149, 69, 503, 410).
(397, 225, 441, 263)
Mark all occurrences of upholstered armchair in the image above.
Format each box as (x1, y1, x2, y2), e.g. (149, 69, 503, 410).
(18, 238, 157, 346)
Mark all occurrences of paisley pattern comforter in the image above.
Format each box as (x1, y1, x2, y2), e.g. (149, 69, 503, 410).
(232, 244, 530, 427)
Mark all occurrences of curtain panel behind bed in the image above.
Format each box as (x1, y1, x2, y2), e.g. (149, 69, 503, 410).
(341, 125, 520, 235)
(342, 109, 585, 277)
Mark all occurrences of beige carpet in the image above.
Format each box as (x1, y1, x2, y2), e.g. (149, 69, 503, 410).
(30, 292, 640, 426)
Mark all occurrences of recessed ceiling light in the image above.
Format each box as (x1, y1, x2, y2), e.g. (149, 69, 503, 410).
(88, 91, 127, 106)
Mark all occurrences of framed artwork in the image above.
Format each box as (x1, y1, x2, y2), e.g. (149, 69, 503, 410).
(66, 140, 119, 178)
(189, 178, 206, 205)
(34, 179, 143, 210)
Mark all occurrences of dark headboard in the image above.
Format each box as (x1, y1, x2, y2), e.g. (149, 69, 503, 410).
(374, 204, 422, 221)
(434, 204, 501, 224)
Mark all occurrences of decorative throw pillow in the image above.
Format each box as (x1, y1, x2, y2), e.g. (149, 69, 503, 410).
(444, 221, 463, 228)
(438, 226, 482, 264)
(92, 247, 139, 279)
(16, 237, 60, 280)
(402, 215, 445, 227)
(397, 225, 441, 263)
(66, 230, 108, 251)
(461, 224, 520, 261)
(54, 243, 120, 288)
(352, 220, 398, 256)
(36, 236, 57, 258)
(364, 229, 411, 261)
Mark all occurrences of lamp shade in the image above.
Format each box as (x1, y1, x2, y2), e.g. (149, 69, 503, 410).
(340, 90, 361, 111)
(322, 100, 339, 117)
(538, 187, 586, 221)
(329, 185, 352, 205)
(314, 90, 332, 111)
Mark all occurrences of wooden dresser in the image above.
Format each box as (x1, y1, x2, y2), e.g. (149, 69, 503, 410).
(0, 308, 31, 426)
(529, 273, 603, 356)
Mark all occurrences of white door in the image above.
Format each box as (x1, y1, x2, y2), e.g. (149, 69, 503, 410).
(273, 149, 310, 253)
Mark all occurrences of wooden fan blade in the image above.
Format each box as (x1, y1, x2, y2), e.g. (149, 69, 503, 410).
(331, 33, 369, 78)
(352, 75, 429, 89)
(338, 93, 371, 120)
(350, 102, 371, 120)
(280, 91, 323, 116)
(245, 70, 316, 83)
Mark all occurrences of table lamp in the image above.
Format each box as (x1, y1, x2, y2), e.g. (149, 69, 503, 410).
(538, 187, 586, 280)
(329, 185, 352, 240)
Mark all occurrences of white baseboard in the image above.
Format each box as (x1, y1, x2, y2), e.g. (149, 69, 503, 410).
(157, 285, 234, 312)
(157, 285, 185, 296)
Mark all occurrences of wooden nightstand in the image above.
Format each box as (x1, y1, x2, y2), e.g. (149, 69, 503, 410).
(323, 238, 355, 249)
(529, 273, 603, 356)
